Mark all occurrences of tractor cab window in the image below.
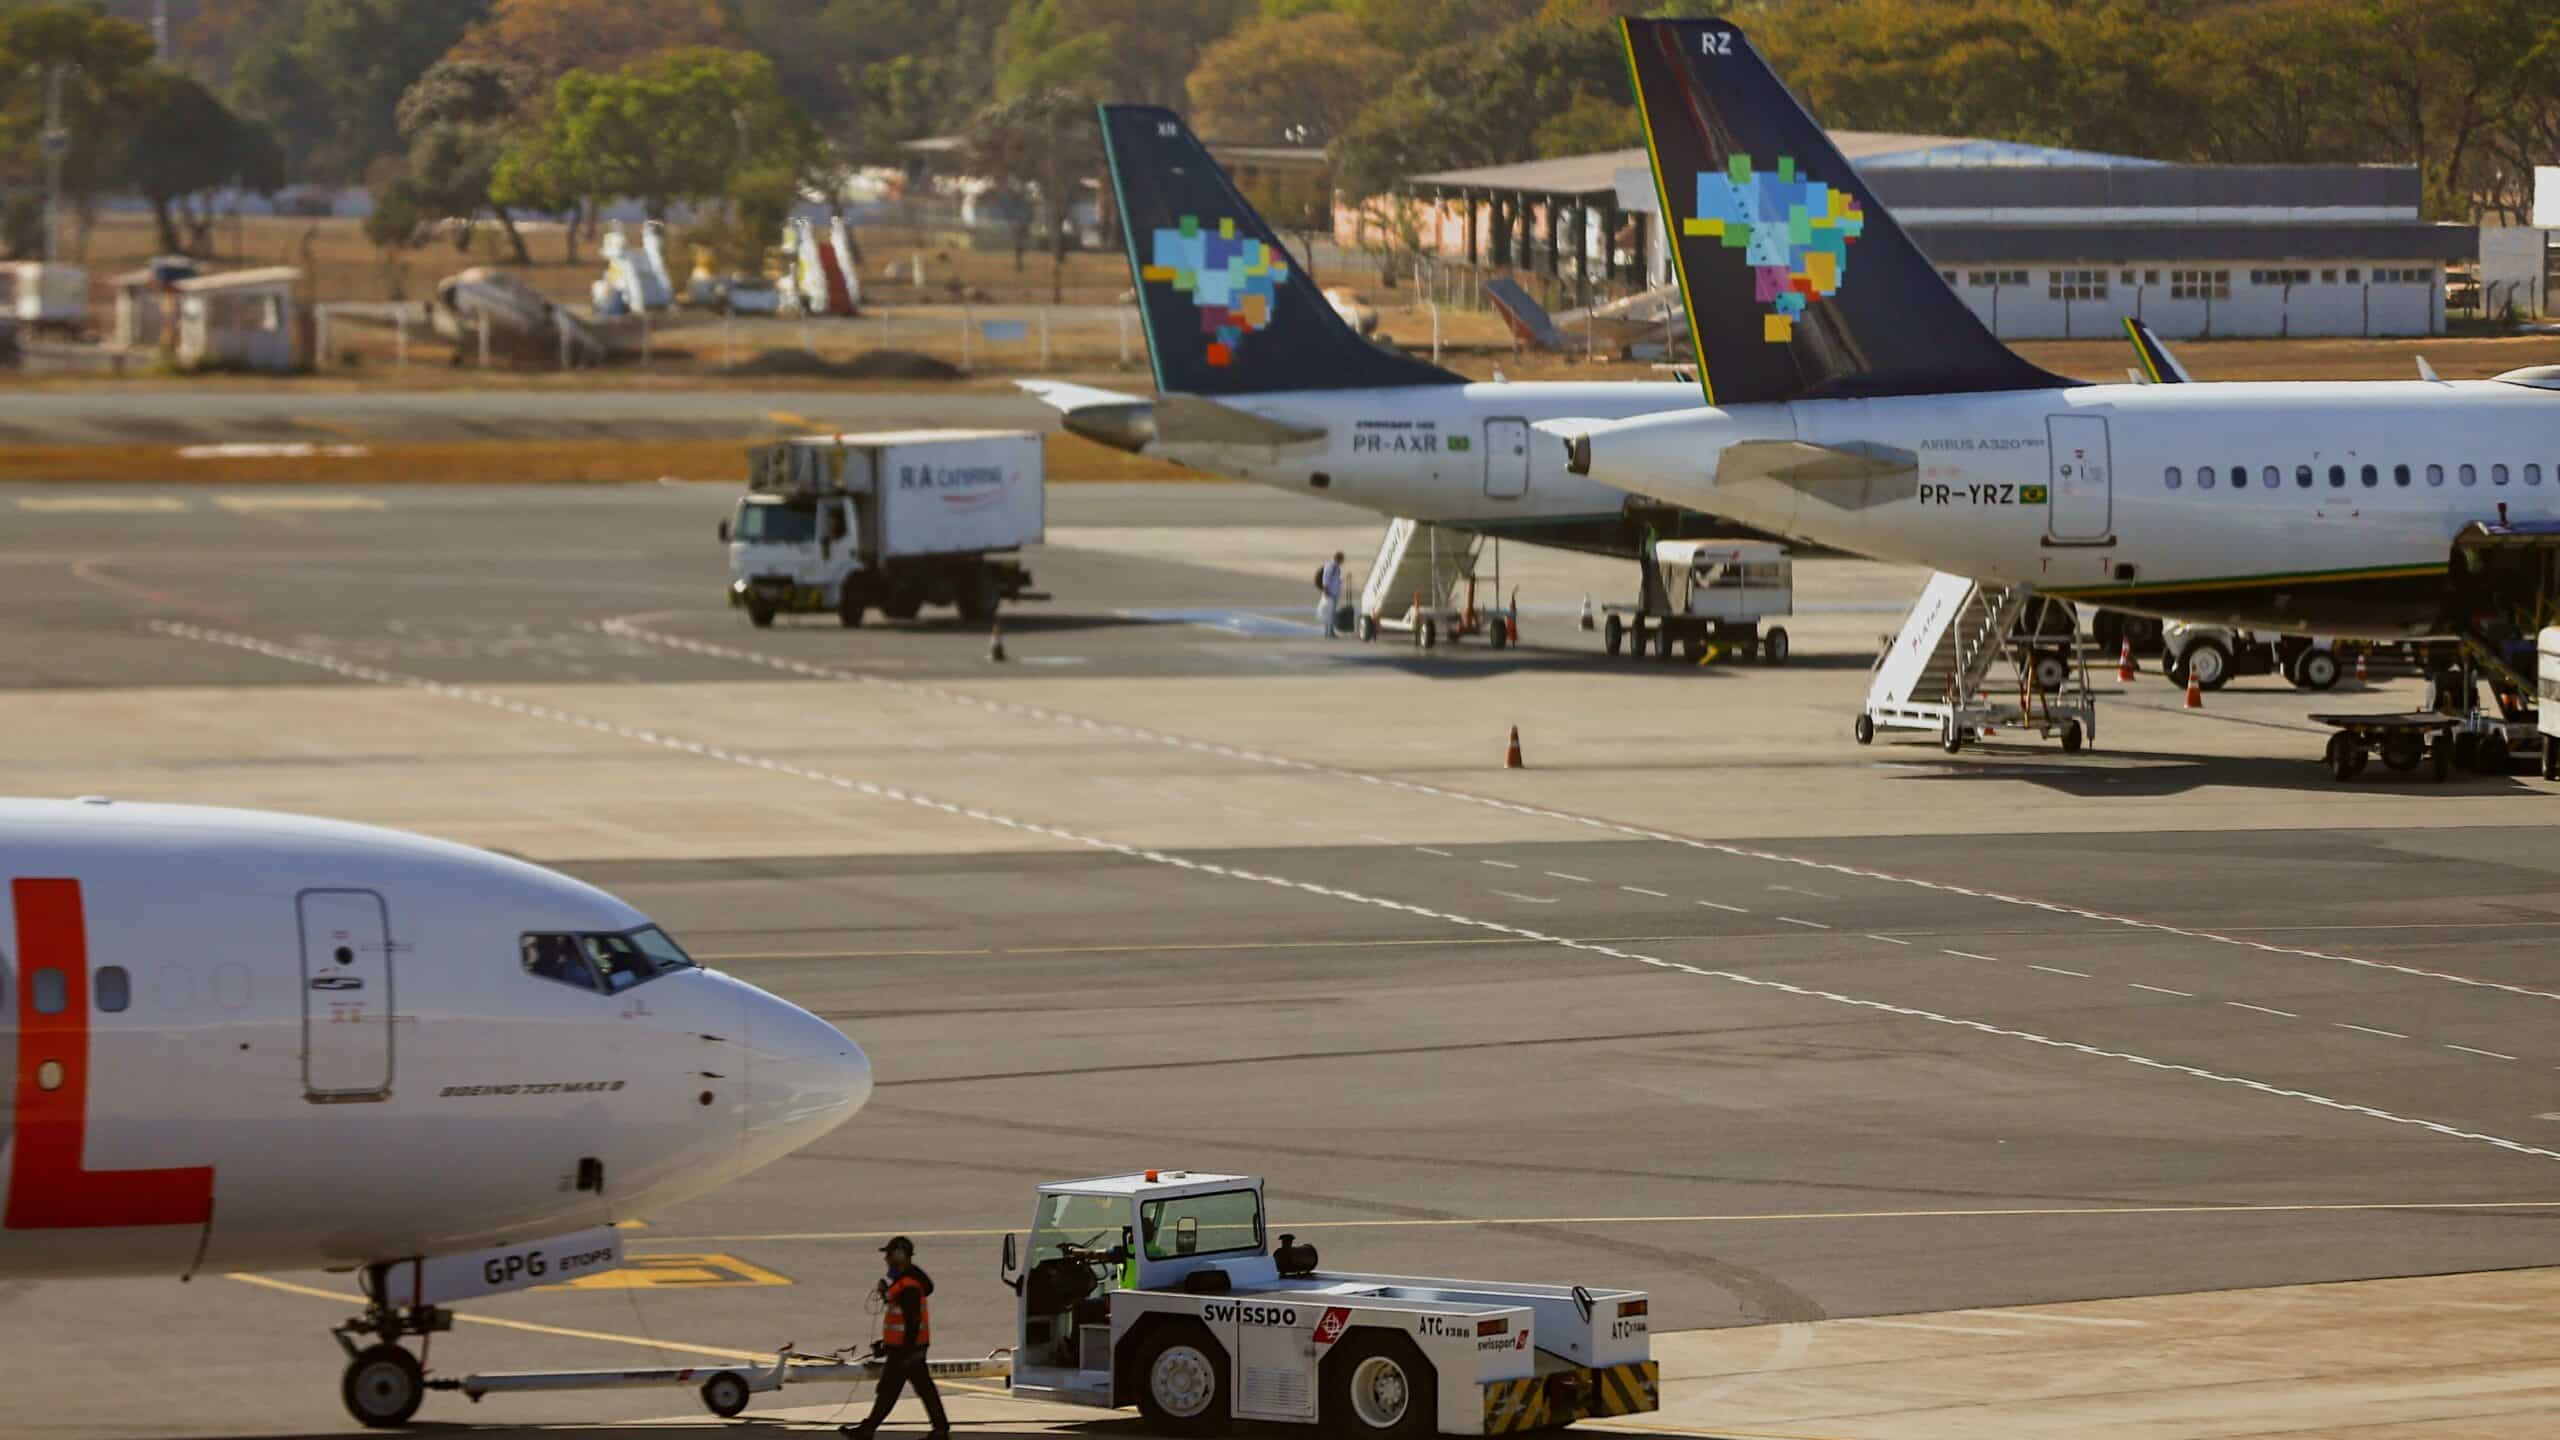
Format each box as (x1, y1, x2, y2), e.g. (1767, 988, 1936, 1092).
(1030, 1192, 1131, 1271)
(1141, 1188, 1264, 1260)
(732, 498, 818, 545)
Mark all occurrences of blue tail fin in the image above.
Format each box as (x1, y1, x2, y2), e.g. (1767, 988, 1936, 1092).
(1098, 104, 1458, 397)
(1620, 18, 2074, 406)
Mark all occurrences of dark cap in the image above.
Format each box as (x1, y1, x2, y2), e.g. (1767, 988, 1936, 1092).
(880, 1235, 915, 1255)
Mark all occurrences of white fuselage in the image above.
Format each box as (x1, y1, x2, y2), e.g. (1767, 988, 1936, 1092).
(0, 800, 872, 1279)
(1573, 378, 2560, 635)
(1159, 382, 1700, 544)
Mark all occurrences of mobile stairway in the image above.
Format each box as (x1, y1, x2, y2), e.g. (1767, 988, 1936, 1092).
(1859, 571, 2094, 753)
(1356, 517, 1514, 648)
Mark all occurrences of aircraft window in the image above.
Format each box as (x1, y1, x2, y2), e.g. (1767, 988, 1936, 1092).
(521, 933, 601, 992)
(2360, 464, 2378, 487)
(2461, 464, 2478, 486)
(580, 927, 698, 993)
(2198, 466, 2216, 491)
(2394, 464, 2412, 487)
(2327, 465, 2346, 488)
(2428, 464, 2445, 486)
(2493, 464, 2511, 486)
(2528, 464, 2544, 486)
(32, 967, 66, 1014)
(2262, 465, 2281, 489)
(95, 966, 129, 1013)
(2163, 466, 2182, 490)
(2229, 462, 2248, 490)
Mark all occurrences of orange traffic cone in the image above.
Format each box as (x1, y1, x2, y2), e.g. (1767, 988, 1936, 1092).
(2184, 667, 2203, 709)
(1504, 726, 1524, 769)
(988, 621, 1007, 663)
(2117, 636, 2137, 683)
(2355, 648, 2369, 684)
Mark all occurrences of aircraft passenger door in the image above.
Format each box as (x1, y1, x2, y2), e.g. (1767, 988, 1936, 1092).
(2045, 414, 2113, 543)
(1484, 417, 1530, 499)
(298, 889, 395, 1102)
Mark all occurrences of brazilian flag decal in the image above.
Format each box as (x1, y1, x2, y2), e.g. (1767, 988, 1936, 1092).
(1447, 435, 1471, 452)
(2021, 484, 2049, 504)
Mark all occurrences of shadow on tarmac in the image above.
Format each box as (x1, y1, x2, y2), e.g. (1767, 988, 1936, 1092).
(1871, 742, 2554, 798)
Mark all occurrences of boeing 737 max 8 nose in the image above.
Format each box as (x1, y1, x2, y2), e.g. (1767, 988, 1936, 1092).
(739, 987, 873, 1172)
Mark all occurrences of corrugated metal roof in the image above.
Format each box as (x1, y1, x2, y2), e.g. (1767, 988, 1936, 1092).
(1407, 133, 2148, 194)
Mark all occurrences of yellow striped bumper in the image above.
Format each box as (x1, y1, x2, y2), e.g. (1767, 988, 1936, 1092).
(1482, 1360, 1659, 1433)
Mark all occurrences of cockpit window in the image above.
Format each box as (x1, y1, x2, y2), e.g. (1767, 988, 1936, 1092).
(524, 926, 697, 995)
(522, 933, 600, 991)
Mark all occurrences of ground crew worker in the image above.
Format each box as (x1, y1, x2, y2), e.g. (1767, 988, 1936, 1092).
(1317, 550, 1346, 637)
(841, 1236, 949, 1440)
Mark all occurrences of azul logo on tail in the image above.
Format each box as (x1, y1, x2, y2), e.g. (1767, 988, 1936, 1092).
(1141, 214, 1289, 368)
(1687, 154, 1864, 344)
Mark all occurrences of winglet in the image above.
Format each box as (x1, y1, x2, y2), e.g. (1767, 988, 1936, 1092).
(2123, 317, 2192, 384)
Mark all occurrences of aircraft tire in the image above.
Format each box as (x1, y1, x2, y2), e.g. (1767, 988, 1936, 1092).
(747, 602, 776, 629)
(343, 1344, 425, 1429)
(1603, 614, 1623, 655)
(1854, 713, 1874, 745)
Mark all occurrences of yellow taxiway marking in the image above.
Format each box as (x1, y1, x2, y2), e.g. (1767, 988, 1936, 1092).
(551, 1252, 791, 1290)
(212, 492, 386, 511)
(225, 1273, 775, 1363)
(767, 410, 816, 429)
(641, 1197, 2560, 1247)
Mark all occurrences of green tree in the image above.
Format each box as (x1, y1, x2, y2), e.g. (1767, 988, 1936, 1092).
(996, 0, 1252, 106)
(494, 46, 827, 225)
(1184, 13, 1397, 144)
(230, 0, 490, 184)
(967, 87, 1101, 296)
(395, 58, 535, 262)
(122, 67, 285, 255)
(0, 4, 159, 256)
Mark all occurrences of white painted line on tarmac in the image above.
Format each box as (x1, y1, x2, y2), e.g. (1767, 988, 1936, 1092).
(1837, 1317, 2022, 1338)
(2336, 1023, 2408, 1039)
(1777, 916, 1830, 930)
(1481, 859, 1518, 870)
(1548, 871, 1592, 883)
(17, 495, 189, 513)
(1867, 934, 1910, 945)
(2229, 1002, 2298, 1018)
(1621, 885, 1667, 897)
(1767, 884, 1833, 899)
(2030, 965, 2092, 978)
(1490, 891, 1558, 905)
(213, 492, 385, 511)
(2129, 983, 2194, 997)
(601, 619, 2560, 1010)
(1698, 900, 1749, 913)
(187, 621, 2560, 1175)
(1953, 1309, 2147, 1328)
(1944, 949, 1998, 962)
(2448, 1044, 2517, 1061)
(1414, 846, 1453, 857)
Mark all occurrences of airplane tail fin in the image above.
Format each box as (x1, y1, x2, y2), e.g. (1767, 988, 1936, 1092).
(1098, 104, 1459, 397)
(1620, 18, 2074, 407)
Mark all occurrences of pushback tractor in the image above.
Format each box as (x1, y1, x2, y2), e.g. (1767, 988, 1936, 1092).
(434, 1171, 1660, 1435)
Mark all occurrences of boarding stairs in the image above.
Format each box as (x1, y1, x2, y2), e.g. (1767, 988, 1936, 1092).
(1359, 518, 1484, 643)
(1862, 571, 2096, 751)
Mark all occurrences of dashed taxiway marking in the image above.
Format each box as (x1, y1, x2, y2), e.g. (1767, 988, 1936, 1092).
(1867, 934, 1910, 945)
(1490, 890, 1558, 905)
(1480, 859, 1518, 870)
(172, 621, 2560, 1170)
(2030, 965, 2092, 978)
(1621, 885, 1667, 898)
(2230, 1002, 2298, 1018)
(1548, 870, 1592, 883)
(2130, 983, 2195, 997)
(1838, 1317, 2022, 1337)
(1944, 949, 1998, 962)
(2337, 1023, 2408, 1040)
(1699, 900, 1750, 914)
(1953, 1308, 2145, 1329)
(1777, 916, 1829, 930)
(17, 495, 188, 513)
(2448, 1044, 2517, 1061)
(1414, 846, 1453, 857)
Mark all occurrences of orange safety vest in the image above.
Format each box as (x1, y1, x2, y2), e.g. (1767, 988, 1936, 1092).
(882, 1271, 931, 1347)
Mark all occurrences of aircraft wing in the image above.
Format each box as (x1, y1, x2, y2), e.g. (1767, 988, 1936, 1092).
(1014, 380, 1326, 453)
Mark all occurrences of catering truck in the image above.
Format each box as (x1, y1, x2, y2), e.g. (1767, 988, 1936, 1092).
(721, 429, 1044, 627)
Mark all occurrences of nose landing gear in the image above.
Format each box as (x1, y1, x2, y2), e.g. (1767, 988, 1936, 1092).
(333, 1287, 455, 1428)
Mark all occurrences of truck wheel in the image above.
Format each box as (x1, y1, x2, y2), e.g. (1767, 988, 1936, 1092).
(747, 602, 776, 630)
(882, 590, 922, 622)
(342, 1344, 425, 1429)
(700, 1371, 751, 1419)
(1763, 627, 1788, 665)
(838, 593, 865, 628)
(1323, 1333, 1436, 1440)
(1654, 627, 1676, 663)
(1603, 614, 1623, 656)
(1359, 614, 1378, 642)
(954, 568, 998, 623)
(2031, 651, 2070, 692)
(2380, 730, 2425, 772)
(2184, 638, 2233, 691)
(1490, 617, 1510, 650)
(2295, 650, 2341, 691)
(1132, 1323, 1228, 1436)
(2477, 732, 2511, 774)
(2061, 718, 2084, 754)
(1940, 715, 1963, 754)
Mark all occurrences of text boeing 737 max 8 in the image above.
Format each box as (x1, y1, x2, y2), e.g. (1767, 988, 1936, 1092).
(1554, 18, 2557, 637)
(0, 797, 872, 1425)
(1020, 104, 1736, 556)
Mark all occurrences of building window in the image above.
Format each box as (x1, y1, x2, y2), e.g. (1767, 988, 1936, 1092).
(2345, 268, 2361, 283)
(1941, 270, 1958, 285)
(1969, 271, 1999, 288)
(2249, 267, 2312, 286)
(2120, 269, 2137, 286)
(2049, 269, 2108, 300)
(2164, 466, 2182, 490)
(2144, 270, 2161, 285)
(2171, 269, 2230, 301)
(2461, 463, 2478, 486)
(2320, 269, 2338, 284)
(2427, 463, 2445, 486)
(2394, 464, 2411, 487)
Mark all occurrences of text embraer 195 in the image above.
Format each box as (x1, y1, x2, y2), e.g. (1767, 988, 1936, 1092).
(1550, 17, 2558, 635)
(0, 798, 872, 1426)
(1018, 105, 1733, 556)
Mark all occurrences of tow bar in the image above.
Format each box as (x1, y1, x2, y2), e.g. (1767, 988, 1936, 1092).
(436, 1345, 1013, 1420)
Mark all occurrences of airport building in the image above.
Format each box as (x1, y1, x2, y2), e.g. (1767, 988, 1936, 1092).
(1376, 135, 2480, 339)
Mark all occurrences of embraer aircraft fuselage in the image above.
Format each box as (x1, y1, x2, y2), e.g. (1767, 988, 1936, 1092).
(1572, 374, 2560, 634)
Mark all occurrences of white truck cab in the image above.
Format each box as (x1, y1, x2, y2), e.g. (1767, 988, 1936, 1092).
(1001, 1171, 1657, 1438)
